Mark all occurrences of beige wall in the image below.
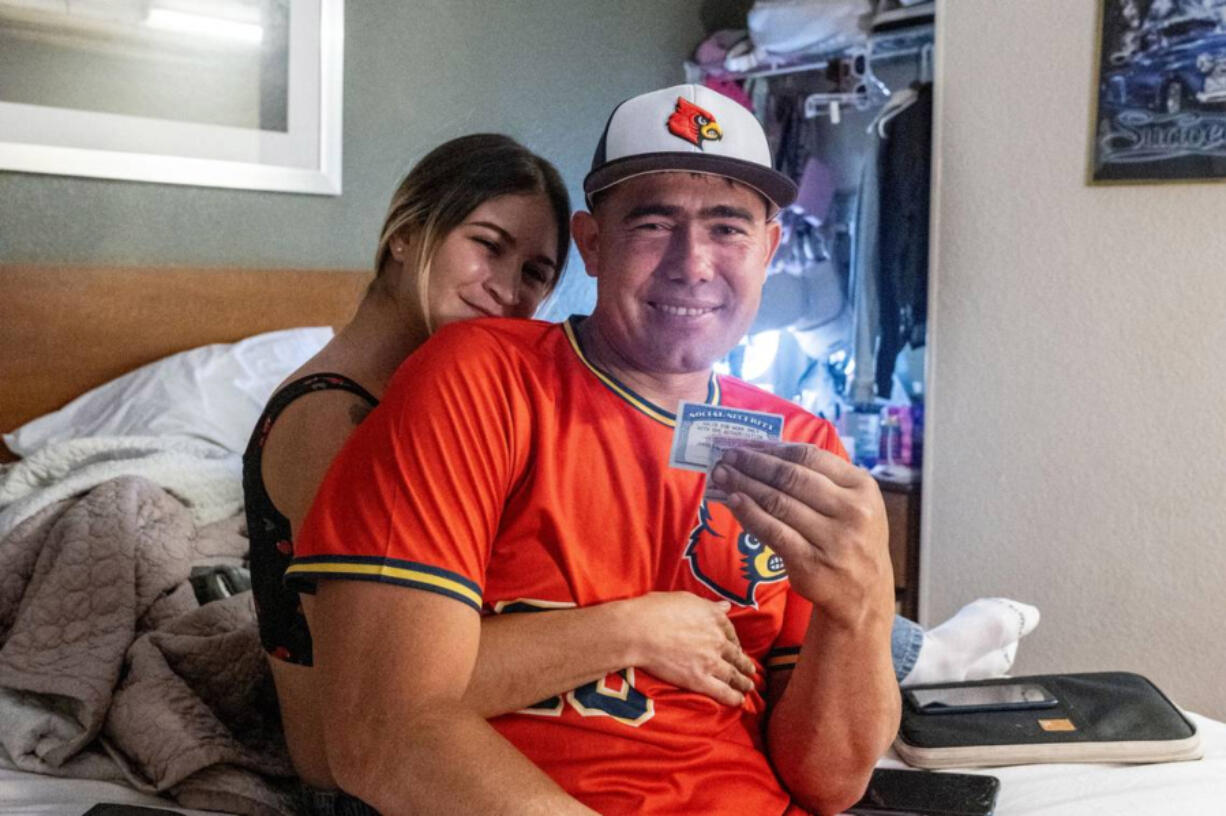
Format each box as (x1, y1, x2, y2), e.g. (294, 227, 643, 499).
(922, 0, 1226, 719)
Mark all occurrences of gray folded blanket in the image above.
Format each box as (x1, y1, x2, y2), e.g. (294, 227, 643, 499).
(0, 475, 295, 815)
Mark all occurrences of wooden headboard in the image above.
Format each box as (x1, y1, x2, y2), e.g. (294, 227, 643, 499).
(0, 265, 373, 459)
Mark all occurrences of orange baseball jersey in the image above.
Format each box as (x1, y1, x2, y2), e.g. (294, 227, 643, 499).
(289, 316, 847, 815)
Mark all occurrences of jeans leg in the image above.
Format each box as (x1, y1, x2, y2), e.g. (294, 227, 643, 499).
(891, 614, 924, 683)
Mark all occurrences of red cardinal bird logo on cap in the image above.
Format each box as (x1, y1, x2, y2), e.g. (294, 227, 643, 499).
(667, 97, 723, 149)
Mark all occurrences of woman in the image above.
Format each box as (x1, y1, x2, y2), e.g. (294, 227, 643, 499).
(243, 134, 757, 799)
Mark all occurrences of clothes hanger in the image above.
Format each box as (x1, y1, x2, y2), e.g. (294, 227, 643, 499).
(801, 47, 891, 125)
(803, 91, 860, 124)
(866, 85, 918, 137)
(919, 42, 934, 84)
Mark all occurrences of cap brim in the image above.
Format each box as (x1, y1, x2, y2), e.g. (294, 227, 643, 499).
(583, 153, 798, 214)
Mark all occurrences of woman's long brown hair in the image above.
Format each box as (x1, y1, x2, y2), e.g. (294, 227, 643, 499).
(373, 134, 571, 332)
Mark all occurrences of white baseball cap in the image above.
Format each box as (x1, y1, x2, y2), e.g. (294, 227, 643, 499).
(584, 84, 797, 213)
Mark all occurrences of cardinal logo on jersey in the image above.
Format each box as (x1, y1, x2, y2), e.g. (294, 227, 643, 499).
(685, 500, 787, 607)
(666, 97, 723, 149)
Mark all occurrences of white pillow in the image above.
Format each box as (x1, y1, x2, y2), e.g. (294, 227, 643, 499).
(4, 327, 334, 457)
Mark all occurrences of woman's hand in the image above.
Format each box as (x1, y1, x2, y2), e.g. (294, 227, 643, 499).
(620, 591, 757, 706)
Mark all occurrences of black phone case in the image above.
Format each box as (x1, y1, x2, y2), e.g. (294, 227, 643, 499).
(895, 672, 1203, 768)
(848, 768, 1000, 816)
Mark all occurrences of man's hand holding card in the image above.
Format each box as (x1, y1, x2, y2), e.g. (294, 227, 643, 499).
(670, 405, 892, 625)
(668, 402, 787, 503)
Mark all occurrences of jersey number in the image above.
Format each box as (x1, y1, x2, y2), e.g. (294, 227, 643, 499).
(496, 600, 655, 727)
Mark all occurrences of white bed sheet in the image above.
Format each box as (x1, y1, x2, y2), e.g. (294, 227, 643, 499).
(0, 768, 218, 816)
(1, 713, 1223, 815)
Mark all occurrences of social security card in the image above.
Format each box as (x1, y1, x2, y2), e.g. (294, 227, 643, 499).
(669, 401, 785, 473)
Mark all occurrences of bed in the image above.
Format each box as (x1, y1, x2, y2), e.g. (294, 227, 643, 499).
(876, 712, 1226, 814)
(0, 265, 369, 816)
(1, 265, 1224, 816)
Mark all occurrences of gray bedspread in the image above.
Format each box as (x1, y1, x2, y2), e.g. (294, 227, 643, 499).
(0, 475, 294, 815)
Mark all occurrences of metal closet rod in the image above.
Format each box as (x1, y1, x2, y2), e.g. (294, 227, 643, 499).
(686, 24, 935, 82)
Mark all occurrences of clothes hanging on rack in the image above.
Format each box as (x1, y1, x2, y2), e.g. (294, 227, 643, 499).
(848, 125, 882, 405)
(722, 22, 933, 406)
(875, 81, 932, 398)
(848, 81, 932, 402)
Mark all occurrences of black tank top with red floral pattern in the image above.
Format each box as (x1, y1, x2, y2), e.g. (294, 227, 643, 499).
(243, 373, 377, 666)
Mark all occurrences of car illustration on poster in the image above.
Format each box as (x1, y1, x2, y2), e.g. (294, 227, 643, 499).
(1092, 0, 1226, 182)
(1101, 16, 1226, 113)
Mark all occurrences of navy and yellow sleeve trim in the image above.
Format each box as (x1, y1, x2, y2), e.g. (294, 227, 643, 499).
(284, 555, 482, 611)
(765, 646, 801, 672)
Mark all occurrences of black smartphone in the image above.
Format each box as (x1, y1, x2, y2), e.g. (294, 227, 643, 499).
(905, 682, 1059, 715)
(847, 768, 1000, 816)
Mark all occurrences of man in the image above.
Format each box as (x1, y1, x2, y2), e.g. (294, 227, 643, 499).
(287, 85, 899, 815)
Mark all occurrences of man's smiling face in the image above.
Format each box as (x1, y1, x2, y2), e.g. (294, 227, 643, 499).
(575, 172, 782, 376)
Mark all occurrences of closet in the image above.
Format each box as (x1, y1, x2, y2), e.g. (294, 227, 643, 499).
(686, 1, 935, 619)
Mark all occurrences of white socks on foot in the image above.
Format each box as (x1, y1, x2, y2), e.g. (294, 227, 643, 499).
(901, 598, 1041, 687)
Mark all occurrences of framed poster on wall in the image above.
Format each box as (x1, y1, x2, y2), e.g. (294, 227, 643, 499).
(1091, 0, 1226, 183)
(0, 0, 344, 195)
